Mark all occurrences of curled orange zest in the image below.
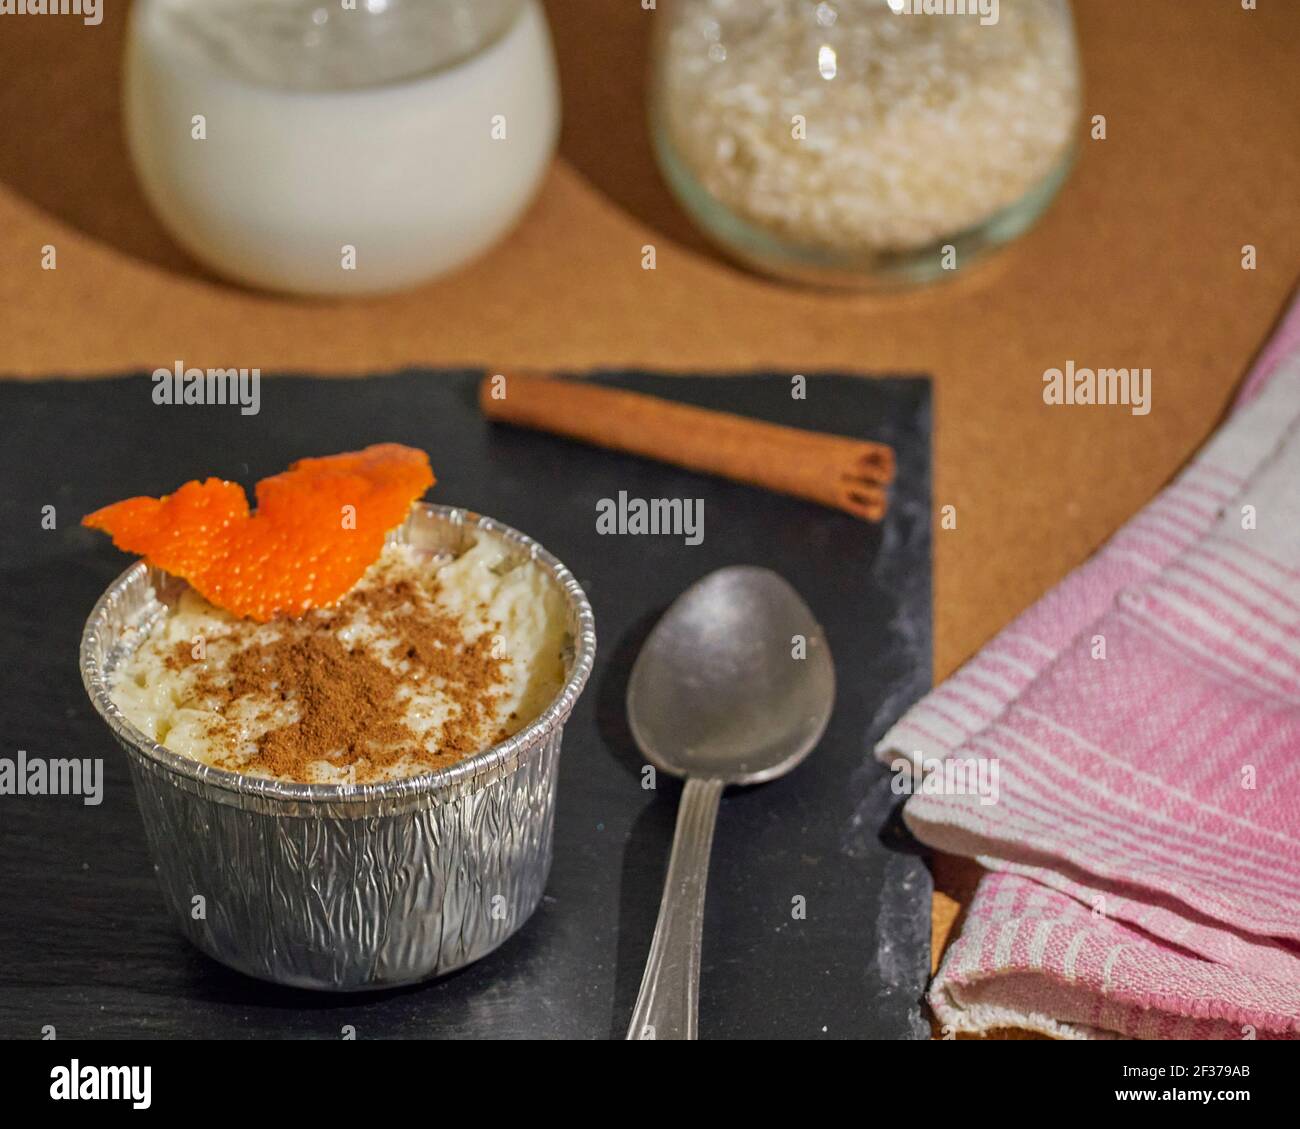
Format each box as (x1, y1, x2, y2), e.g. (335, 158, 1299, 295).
(83, 444, 435, 622)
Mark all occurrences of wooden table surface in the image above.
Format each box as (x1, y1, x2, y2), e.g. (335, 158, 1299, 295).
(1, 0, 1297, 1034)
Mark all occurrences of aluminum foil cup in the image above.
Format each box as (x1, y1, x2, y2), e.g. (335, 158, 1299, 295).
(80, 504, 596, 991)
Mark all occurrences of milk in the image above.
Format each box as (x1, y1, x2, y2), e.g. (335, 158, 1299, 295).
(125, 0, 560, 296)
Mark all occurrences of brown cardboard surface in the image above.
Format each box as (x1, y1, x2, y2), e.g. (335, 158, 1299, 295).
(1, 0, 1297, 1032)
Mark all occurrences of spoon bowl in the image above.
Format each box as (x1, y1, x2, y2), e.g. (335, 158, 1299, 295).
(628, 566, 835, 783)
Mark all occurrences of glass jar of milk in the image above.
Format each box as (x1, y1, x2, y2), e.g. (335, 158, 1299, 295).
(125, 0, 559, 296)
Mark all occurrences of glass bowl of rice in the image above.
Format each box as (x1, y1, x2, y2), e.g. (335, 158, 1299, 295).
(650, 0, 1083, 288)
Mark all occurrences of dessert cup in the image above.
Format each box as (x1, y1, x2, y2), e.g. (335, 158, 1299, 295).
(80, 504, 596, 991)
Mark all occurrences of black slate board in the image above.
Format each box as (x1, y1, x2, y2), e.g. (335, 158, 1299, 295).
(0, 370, 932, 1040)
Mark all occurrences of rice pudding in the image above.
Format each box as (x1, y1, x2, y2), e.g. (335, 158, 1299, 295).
(111, 536, 568, 784)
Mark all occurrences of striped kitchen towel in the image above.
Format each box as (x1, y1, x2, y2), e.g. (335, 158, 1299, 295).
(877, 296, 1300, 1039)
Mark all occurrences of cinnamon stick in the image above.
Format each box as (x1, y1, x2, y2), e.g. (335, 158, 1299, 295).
(478, 372, 895, 521)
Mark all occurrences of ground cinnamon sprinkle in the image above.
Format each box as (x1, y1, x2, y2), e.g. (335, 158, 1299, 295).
(178, 562, 509, 783)
(219, 634, 418, 780)
(115, 538, 570, 787)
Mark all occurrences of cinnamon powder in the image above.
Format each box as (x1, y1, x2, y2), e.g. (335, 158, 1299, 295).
(178, 567, 509, 783)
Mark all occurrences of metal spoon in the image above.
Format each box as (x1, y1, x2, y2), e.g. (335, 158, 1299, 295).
(625, 566, 835, 1040)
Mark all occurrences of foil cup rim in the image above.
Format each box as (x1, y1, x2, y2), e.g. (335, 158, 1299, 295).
(80, 502, 596, 810)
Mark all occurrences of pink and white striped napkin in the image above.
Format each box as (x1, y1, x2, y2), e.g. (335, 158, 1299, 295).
(877, 297, 1300, 1039)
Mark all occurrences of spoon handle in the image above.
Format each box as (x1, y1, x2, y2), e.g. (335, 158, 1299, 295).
(627, 777, 725, 1041)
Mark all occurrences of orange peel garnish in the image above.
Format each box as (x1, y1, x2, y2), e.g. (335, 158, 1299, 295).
(83, 444, 435, 622)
